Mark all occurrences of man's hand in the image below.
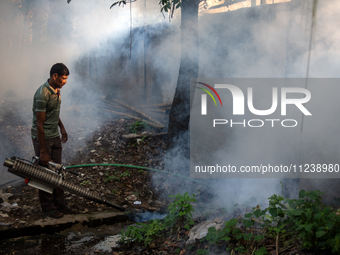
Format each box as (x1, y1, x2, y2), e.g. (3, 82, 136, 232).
(61, 129, 68, 143)
(39, 151, 51, 166)
(58, 118, 68, 143)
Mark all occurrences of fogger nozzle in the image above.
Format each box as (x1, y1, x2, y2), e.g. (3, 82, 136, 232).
(3, 157, 125, 212)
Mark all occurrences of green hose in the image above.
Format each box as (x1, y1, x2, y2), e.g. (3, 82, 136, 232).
(65, 163, 212, 188)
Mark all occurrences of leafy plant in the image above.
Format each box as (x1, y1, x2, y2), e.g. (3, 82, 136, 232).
(205, 189, 340, 254)
(255, 247, 268, 255)
(287, 190, 340, 253)
(104, 173, 118, 182)
(80, 180, 91, 185)
(105, 171, 130, 182)
(119, 192, 197, 247)
(168, 192, 196, 219)
(196, 249, 209, 255)
(205, 217, 266, 254)
(119, 188, 340, 254)
(120, 170, 131, 178)
(167, 192, 196, 229)
(128, 121, 148, 133)
(120, 219, 164, 246)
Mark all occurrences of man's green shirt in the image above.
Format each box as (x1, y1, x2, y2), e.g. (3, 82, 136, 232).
(31, 80, 61, 139)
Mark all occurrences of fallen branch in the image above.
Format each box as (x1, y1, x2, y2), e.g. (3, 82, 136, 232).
(105, 109, 164, 129)
(121, 132, 167, 142)
(138, 102, 172, 108)
(279, 244, 296, 253)
(145, 108, 167, 113)
(100, 103, 128, 113)
(103, 100, 126, 111)
(147, 113, 167, 121)
(114, 99, 165, 128)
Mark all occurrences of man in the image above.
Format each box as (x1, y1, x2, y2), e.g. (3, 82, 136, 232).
(31, 63, 71, 218)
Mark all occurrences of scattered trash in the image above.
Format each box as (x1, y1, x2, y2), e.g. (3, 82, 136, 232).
(94, 141, 102, 146)
(186, 217, 225, 246)
(127, 195, 137, 201)
(134, 201, 141, 205)
(0, 212, 9, 218)
(0, 222, 12, 225)
(0, 190, 13, 201)
(92, 234, 121, 251)
(1, 202, 13, 212)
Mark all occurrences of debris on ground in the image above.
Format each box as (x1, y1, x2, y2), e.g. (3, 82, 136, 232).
(0, 116, 170, 228)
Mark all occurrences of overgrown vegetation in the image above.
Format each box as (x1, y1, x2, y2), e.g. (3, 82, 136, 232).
(119, 192, 196, 247)
(118, 189, 340, 254)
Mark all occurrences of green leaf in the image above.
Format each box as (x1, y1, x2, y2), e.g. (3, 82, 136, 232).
(292, 209, 303, 216)
(243, 233, 254, 241)
(254, 209, 265, 218)
(245, 213, 253, 218)
(296, 224, 305, 231)
(225, 218, 237, 227)
(316, 231, 327, 238)
(317, 226, 326, 231)
(306, 210, 312, 220)
(243, 219, 253, 228)
(255, 247, 268, 255)
(305, 224, 313, 232)
(235, 233, 243, 240)
(299, 189, 306, 198)
(269, 208, 278, 217)
(326, 222, 334, 230)
(255, 235, 264, 241)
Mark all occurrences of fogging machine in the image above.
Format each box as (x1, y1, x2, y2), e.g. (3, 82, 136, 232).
(3, 157, 125, 212)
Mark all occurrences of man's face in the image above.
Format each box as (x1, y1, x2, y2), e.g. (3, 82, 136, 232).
(52, 74, 68, 89)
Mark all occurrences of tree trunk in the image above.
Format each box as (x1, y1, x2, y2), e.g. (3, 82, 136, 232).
(166, 0, 200, 174)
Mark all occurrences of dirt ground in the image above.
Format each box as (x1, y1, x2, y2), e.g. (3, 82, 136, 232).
(0, 115, 174, 227)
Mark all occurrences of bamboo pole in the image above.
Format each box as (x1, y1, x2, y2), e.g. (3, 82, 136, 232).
(113, 99, 165, 128)
(138, 102, 173, 108)
(105, 109, 163, 129)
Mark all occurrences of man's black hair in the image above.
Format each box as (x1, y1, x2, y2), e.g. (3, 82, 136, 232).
(50, 63, 70, 77)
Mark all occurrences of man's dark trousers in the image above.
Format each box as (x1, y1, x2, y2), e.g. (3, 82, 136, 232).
(32, 137, 65, 212)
